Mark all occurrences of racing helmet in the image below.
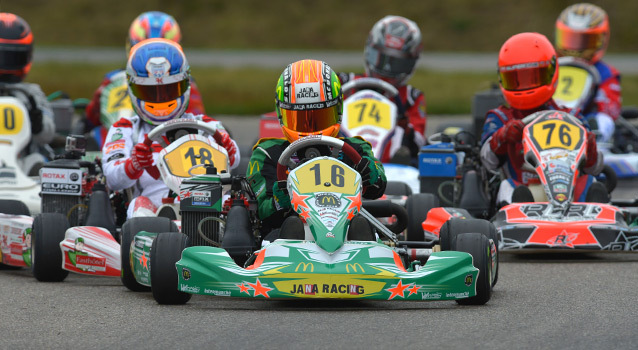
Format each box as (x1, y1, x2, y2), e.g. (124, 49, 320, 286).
(555, 3, 609, 64)
(364, 15, 422, 87)
(498, 32, 558, 110)
(275, 59, 343, 143)
(0, 13, 33, 83)
(126, 38, 191, 125)
(127, 11, 181, 52)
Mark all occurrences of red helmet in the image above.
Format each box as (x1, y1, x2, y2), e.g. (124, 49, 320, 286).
(0, 13, 33, 83)
(498, 33, 558, 110)
(555, 3, 609, 64)
(127, 11, 181, 52)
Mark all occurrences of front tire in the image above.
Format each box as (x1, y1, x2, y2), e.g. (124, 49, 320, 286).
(151, 232, 191, 305)
(405, 193, 439, 241)
(120, 217, 178, 292)
(455, 232, 493, 305)
(32, 213, 70, 282)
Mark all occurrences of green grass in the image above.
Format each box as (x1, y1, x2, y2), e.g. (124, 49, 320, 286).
(28, 62, 638, 116)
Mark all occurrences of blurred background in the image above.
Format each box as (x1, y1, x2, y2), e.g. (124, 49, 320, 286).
(3, 0, 637, 115)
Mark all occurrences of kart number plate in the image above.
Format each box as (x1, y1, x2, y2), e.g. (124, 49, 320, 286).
(530, 119, 583, 151)
(163, 140, 228, 177)
(292, 158, 358, 195)
(105, 83, 132, 115)
(0, 103, 25, 136)
(553, 66, 590, 104)
(346, 98, 392, 131)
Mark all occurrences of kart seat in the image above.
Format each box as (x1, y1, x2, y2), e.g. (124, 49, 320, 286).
(84, 183, 118, 240)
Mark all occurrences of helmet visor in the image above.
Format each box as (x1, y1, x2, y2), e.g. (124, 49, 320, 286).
(499, 59, 556, 91)
(129, 79, 189, 103)
(365, 46, 417, 77)
(0, 44, 31, 70)
(279, 102, 340, 133)
(556, 27, 605, 53)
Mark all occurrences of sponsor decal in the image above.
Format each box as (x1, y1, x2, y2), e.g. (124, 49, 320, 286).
(41, 182, 81, 195)
(105, 142, 125, 153)
(204, 289, 231, 297)
(519, 204, 601, 222)
(111, 129, 123, 141)
(289, 283, 364, 295)
(553, 184, 568, 193)
(325, 232, 335, 238)
(464, 274, 473, 286)
(345, 263, 364, 273)
(192, 190, 211, 206)
(547, 230, 579, 248)
(70, 172, 79, 182)
(446, 291, 470, 298)
(421, 157, 442, 165)
(421, 291, 443, 300)
(107, 153, 125, 163)
(295, 82, 320, 102)
(182, 268, 191, 281)
(315, 193, 341, 208)
(180, 284, 200, 293)
(555, 193, 567, 202)
(295, 262, 314, 272)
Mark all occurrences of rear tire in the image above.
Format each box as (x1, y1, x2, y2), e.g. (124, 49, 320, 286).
(0, 200, 30, 216)
(32, 213, 70, 282)
(384, 181, 413, 197)
(151, 232, 192, 305)
(120, 217, 178, 292)
(405, 194, 439, 241)
(455, 232, 493, 305)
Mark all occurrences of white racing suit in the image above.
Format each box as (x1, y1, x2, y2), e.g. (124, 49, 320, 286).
(102, 113, 240, 218)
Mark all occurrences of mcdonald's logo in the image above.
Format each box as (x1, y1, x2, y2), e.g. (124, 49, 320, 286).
(346, 263, 364, 273)
(315, 193, 341, 208)
(248, 161, 260, 175)
(295, 262, 314, 272)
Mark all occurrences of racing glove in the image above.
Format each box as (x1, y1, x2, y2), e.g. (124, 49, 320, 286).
(583, 131, 604, 175)
(27, 95, 43, 135)
(219, 131, 238, 167)
(272, 180, 291, 211)
(125, 142, 157, 180)
(489, 119, 525, 155)
(355, 156, 386, 198)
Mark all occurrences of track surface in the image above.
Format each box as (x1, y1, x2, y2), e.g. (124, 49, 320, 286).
(2, 116, 638, 348)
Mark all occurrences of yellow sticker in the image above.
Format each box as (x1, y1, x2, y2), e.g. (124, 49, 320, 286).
(292, 158, 358, 195)
(554, 66, 589, 103)
(345, 98, 392, 130)
(0, 103, 25, 135)
(106, 84, 132, 114)
(163, 140, 228, 177)
(270, 274, 387, 298)
(530, 119, 583, 151)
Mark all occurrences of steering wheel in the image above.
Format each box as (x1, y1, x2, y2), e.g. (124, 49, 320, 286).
(146, 118, 222, 148)
(276, 135, 362, 181)
(342, 77, 399, 98)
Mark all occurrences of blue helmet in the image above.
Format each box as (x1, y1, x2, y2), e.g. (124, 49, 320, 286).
(126, 38, 191, 125)
(128, 11, 181, 49)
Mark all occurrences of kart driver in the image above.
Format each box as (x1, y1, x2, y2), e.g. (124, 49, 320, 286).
(338, 15, 426, 165)
(0, 13, 55, 152)
(480, 32, 607, 206)
(555, 3, 621, 144)
(102, 39, 239, 219)
(248, 59, 387, 240)
(85, 11, 206, 148)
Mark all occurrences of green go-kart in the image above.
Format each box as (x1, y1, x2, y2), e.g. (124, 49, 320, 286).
(149, 135, 496, 305)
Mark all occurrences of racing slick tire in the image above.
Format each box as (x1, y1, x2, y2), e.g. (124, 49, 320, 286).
(384, 181, 413, 197)
(151, 232, 192, 305)
(0, 199, 30, 216)
(439, 218, 498, 286)
(597, 165, 617, 194)
(455, 232, 493, 305)
(405, 193, 439, 241)
(31, 213, 70, 282)
(120, 217, 179, 292)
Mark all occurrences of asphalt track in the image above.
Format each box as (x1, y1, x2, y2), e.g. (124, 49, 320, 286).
(2, 116, 638, 349)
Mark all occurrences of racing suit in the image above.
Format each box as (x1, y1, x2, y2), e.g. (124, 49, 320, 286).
(338, 72, 426, 163)
(102, 113, 239, 218)
(0, 82, 55, 145)
(86, 69, 206, 148)
(480, 99, 603, 204)
(588, 60, 622, 143)
(247, 137, 387, 234)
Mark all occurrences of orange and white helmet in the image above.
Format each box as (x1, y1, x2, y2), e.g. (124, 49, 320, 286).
(498, 33, 558, 110)
(555, 3, 609, 64)
(275, 59, 343, 143)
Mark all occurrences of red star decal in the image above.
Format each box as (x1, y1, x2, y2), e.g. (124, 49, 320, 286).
(345, 194, 362, 212)
(247, 279, 273, 298)
(291, 192, 310, 212)
(386, 280, 410, 300)
(236, 283, 251, 294)
(139, 251, 148, 269)
(346, 209, 356, 220)
(407, 284, 421, 296)
(299, 209, 311, 221)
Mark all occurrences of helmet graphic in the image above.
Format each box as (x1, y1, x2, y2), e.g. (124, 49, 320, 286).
(555, 3, 609, 63)
(127, 11, 181, 52)
(275, 59, 343, 143)
(498, 32, 558, 110)
(0, 13, 33, 82)
(126, 38, 191, 125)
(364, 15, 422, 87)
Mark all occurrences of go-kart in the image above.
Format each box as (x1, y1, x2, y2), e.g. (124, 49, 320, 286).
(493, 110, 638, 251)
(150, 135, 497, 305)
